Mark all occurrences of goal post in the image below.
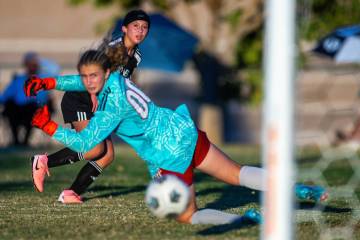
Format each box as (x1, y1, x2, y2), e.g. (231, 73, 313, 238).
(262, 0, 296, 239)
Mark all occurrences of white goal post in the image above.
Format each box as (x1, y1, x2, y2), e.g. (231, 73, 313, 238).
(262, 0, 296, 239)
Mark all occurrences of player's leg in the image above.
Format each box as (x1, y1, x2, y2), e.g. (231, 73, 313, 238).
(176, 185, 257, 224)
(175, 185, 197, 223)
(157, 168, 247, 225)
(31, 92, 92, 192)
(157, 172, 258, 224)
(57, 92, 115, 202)
(158, 130, 259, 225)
(196, 137, 327, 202)
(191, 130, 255, 187)
(61, 136, 114, 202)
(71, 119, 108, 161)
(196, 143, 265, 189)
(45, 92, 103, 168)
(57, 137, 114, 203)
(31, 92, 112, 193)
(57, 110, 115, 202)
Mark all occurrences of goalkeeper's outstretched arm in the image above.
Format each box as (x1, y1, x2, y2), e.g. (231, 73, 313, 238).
(24, 74, 87, 97)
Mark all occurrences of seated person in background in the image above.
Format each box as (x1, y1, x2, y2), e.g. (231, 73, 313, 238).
(0, 52, 54, 146)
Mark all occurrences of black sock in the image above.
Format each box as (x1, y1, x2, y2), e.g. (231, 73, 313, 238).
(69, 161, 102, 195)
(47, 148, 85, 168)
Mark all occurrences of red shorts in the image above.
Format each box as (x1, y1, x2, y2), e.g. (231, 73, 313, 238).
(157, 129, 210, 186)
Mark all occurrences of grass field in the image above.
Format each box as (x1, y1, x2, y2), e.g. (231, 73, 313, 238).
(0, 144, 359, 239)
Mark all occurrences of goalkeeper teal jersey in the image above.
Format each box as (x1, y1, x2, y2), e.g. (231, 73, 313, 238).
(53, 72, 198, 177)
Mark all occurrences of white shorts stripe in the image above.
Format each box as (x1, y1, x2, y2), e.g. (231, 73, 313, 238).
(77, 112, 89, 121)
(78, 152, 85, 161)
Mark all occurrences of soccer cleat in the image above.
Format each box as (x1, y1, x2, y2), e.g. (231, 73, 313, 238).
(295, 184, 328, 202)
(31, 154, 50, 192)
(58, 190, 83, 204)
(242, 208, 262, 224)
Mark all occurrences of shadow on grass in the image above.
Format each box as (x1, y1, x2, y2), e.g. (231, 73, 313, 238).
(0, 156, 28, 171)
(197, 218, 258, 236)
(0, 181, 33, 192)
(198, 185, 260, 210)
(195, 172, 261, 211)
(297, 202, 352, 213)
(84, 185, 146, 201)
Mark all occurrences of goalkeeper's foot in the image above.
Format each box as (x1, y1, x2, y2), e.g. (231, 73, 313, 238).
(58, 190, 83, 204)
(295, 184, 328, 202)
(31, 154, 50, 192)
(242, 208, 262, 224)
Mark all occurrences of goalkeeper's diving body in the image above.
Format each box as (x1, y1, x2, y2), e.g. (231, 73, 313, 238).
(25, 49, 328, 225)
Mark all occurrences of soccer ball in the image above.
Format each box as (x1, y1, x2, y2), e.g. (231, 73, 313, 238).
(145, 175, 190, 219)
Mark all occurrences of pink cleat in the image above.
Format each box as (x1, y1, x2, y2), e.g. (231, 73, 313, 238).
(31, 154, 50, 192)
(58, 190, 83, 204)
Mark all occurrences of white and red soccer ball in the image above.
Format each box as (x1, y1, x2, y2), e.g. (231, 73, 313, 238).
(145, 175, 190, 219)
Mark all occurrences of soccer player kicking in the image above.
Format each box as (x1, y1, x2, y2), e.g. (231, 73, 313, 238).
(25, 49, 328, 225)
(30, 10, 150, 203)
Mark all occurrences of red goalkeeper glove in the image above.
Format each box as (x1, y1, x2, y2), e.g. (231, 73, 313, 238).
(31, 105, 58, 136)
(24, 75, 56, 97)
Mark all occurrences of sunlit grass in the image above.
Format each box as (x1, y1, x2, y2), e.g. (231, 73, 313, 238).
(0, 145, 358, 239)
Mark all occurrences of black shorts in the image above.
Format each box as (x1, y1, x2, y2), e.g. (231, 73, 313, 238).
(61, 92, 94, 124)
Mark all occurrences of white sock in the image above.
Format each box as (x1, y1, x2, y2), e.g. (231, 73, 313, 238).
(191, 209, 242, 225)
(239, 166, 266, 191)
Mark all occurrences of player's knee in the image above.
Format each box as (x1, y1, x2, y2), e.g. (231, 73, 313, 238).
(95, 144, 106, 158)
(95, 144, 114, 168)
(85, 142, 106, 160)
(102, 152, 114, 168)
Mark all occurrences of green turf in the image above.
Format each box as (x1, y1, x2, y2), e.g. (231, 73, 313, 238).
(0, 145, 358, 239)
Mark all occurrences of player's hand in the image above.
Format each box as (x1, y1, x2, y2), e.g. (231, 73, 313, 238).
(32, 105, 58, 136)
(24, 75, 56, 96)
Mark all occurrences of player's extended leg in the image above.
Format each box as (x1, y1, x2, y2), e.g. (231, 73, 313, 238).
(176, 185, 242, 224)
(195, 144, 265, 189)
(160, 130, 261, 225)
(57, 120, 114, 203)
(196, 144, 243, 186)
(176, 185, 261, 225)
(196, 143, 328, 202)
(176, 185, 197, 223)
(61, 137, 114, 201)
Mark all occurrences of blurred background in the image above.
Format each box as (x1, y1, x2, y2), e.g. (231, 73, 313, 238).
(1, 0, 360, 150)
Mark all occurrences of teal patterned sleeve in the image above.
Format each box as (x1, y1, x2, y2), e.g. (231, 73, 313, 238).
(52, 86, 123, 152)
(53, 110, 121, 152)
(55, 75, 86, 91)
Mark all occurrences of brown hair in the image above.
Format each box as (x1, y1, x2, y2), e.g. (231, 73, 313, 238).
(105, 43, 129, 72)
(97, 34, 129, 72)
(77, 49, 111, 73)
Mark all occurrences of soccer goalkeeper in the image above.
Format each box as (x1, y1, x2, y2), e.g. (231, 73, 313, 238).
(25, 48, 328, 225)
